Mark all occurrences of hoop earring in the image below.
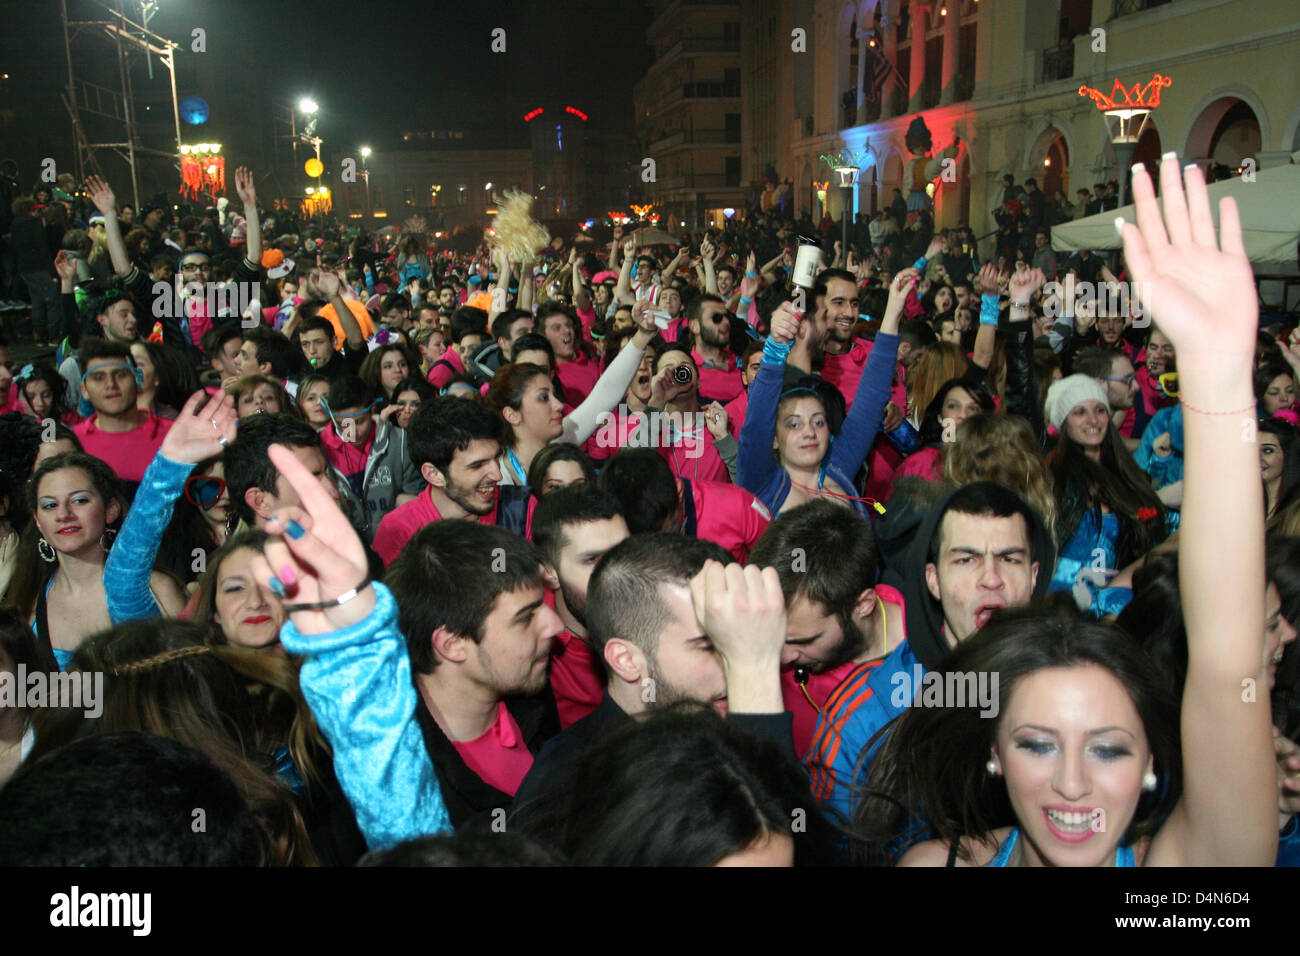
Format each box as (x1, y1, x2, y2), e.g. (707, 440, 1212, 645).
(100, 528, 117, 552)
(38, 537, 57, 563)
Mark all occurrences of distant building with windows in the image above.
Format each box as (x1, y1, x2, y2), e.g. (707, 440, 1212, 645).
(748, 0, 1298, 252)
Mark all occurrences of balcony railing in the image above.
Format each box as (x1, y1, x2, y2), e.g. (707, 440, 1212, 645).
(647, 129, 736, 151)
(1112, 0, 1172, 15)
(1041, 44, 1075, 82)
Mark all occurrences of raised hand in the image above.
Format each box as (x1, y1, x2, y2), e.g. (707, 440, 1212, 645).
(160, 390, 238, 465)
(769, 301, 801, 345)
(648, 365, 675, 407)
(688, 560, 786, 700)
(976, 262, 1000, 296)
(53, 249, 76, 283)
(250, 443, 373, 635)
(924, 235, 945, 261)
(1009, 266, 1046, 301)
(1117, 156, 1257, 362)
(703, 401, 729, 440)
(885, 267, 920, 325)
(631, 297, 656, 334)
(700, 238, 716, 263)
(84, 175, 117, 216)
(622, 236, 637, 260)
(740, 251, 759, 299)
(234, 167, 257, 206)
(314, 268, 340, 298)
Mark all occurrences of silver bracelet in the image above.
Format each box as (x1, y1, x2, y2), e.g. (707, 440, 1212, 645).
(281, 582, 370, 614)
(1010, 299, 1031, 309)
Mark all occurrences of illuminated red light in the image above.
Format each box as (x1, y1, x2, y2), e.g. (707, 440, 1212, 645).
(565, 106, 588, 121)
(524, 108, 544, 122)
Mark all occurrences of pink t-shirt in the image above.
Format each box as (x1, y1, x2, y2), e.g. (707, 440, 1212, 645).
(820, 340, 871, 410)
(658, 423, 729, 484)
(427, 347, 466, 389)
(690, 479, 772, 562)
(372, 486, 499, 567)
(780, 582, 907, 759)
(544, 590, 604, 730)
(556, 352, 601, 405)
(73, 412, 173, 484)
(693, 347, 743, 404)
(450, 700, 534, 797)
(724, 388, 748, 439)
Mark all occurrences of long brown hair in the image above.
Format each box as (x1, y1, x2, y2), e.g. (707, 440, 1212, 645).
(944, 413, 1058, 543)
(190, 530, 329, 789)
(906, 342, 969, 420)
(28, 618, 319, 866)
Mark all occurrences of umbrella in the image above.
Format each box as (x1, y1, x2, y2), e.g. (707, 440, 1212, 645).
(630, 226, 680, 246)
(376, 225, 397, 236)
(1052, 156, 1300, 271)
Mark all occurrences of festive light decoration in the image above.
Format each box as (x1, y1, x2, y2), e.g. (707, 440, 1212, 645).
(1078, 73, 1172, 113)
(179, 144, 224, 199)
(630, 203, 655, 217)
(646, 213, 660, 223)
(565, 106, 588, 121)
(1079, 73, 1172, 146)
(304, 157, 324, 178)
(524, 108, 544, 122)
(301, 186, 331, 217)
(179, 95, 210, 125)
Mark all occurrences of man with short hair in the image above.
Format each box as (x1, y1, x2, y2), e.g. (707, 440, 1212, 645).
(427, 306, 487, 389)
(467, 309, 533, 382)
(379, 292, 411, 331)
(750, 500, 907, 759)
(224, 412, 341, 530)
(236, 325, 300, 386)
(530, 485, 629, 727)
(1031, 229, 1057, 280)
(202, 324, 243, 388)
(687, 293, 742, 404)
(598, 447, 770, 562)
(372, 396, 529, 566)
(72, 337, 174, 486)
(511, 533, 794, 836)
(807, 482, 1053, 822)
(540, 304, 598, 403)
(385, 521, 565, 825)
(295, 314, 366, 381)
(58, 288, 143, 404)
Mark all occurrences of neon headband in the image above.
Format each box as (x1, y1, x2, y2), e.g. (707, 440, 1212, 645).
(82, 361, 135, 382)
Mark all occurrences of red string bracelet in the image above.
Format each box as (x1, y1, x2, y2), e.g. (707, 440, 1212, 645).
(1178, 398, 1255, 416)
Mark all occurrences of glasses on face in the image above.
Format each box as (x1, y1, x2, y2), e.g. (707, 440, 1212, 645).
(1104, 375, 1135, 386)
(185, 475, 227, 510)
(181, 261, 211, 274)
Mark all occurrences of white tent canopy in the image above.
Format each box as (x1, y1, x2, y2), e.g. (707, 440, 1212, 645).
(1051, 159, 1300, 272)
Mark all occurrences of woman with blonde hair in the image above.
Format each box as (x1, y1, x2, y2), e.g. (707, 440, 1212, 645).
(904, 341, 969, 426)
(943, 412, 1058, 542)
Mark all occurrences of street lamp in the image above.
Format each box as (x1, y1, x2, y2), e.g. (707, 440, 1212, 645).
(360, 147, 372, 218)
(298, 97, 319, 115)
(833, 165, 860, 256)
(1079, 73, 1172, 207)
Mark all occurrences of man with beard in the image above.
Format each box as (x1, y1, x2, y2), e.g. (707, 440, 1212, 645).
(510, 534, 792, 837)
(748, 500, 905, 759)
(385, 520, 566, 827)
(688, 293, 743, 404)
(723, 286, 830, 436)
(372, 396, 529, 566)
(530, 485, 629, 727)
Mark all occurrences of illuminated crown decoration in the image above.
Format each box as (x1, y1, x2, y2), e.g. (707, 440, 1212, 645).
(1078, 74, 1172, 112)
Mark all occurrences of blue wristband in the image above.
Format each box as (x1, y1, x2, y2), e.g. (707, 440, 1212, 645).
(762, 337, 793, 365)
(979, 292, 1000, 327)
(913, 257, 928, 272)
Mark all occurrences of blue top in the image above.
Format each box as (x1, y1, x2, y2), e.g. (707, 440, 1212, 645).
(737, 332, 898, 518)
(986, 827, 1136, 867)
(1134, 405, 1183, 489)
(279, 583, 451, 850)
(105, 451, 194, 624)
(52, 647, 75, 670)
(1050, 509, 1179, 616)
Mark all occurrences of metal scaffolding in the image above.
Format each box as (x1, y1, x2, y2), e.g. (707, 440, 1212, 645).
(59, 0, 181, 209)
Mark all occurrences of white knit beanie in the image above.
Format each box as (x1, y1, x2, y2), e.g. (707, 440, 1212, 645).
(1045, 374, 1111, 431)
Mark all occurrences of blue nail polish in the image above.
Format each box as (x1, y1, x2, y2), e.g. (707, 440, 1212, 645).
(285, 519, 305, 540)
(268, 576, 286, 597)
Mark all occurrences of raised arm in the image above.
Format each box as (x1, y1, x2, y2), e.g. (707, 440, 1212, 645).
(827, 269, 913, 478)
(83, 175, 132, 278)
(614, 236, 637, 305)
(254, 442, 452, 849)
(315, 268, 365, 351)
(701, 237, 718, 295)
(737, 302, 800, 494)
(234, 167, 262, 268)
(105, 392, 238, 624)
(561, 300, 658, 445)
(1122, 156, 1273, 866)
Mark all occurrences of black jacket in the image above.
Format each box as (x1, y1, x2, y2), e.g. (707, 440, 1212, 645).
(878, 484, 1057, 671)
(510, 692, 795, 844)
(414, 686, 561, 829)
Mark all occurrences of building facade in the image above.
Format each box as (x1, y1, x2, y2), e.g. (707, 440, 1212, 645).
(635, 0, 747, 229)
(758, 0, 1298, 255)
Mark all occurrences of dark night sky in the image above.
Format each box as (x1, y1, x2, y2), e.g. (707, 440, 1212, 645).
(149, 0, 654, 144)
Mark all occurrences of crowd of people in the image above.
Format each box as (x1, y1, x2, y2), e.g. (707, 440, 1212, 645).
(0, 153, 1297, 869)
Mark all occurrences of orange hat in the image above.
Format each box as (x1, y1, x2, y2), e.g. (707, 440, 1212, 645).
(467, 291, 494, 312)
(261, 249, 284, 270)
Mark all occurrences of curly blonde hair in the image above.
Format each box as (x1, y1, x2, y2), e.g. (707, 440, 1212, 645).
(906, 342, 969, 420)
(942, 412, 1057, 543)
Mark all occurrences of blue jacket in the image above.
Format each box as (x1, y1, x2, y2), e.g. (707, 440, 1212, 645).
(1134, 405, 1183, 489)
(807, 640, 918, 825)
(279, 583, 451, 849)
(105, 451, 192, 624)
(737, 332, 898, 517)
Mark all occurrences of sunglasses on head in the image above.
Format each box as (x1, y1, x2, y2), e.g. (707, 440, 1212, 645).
(184, 475, 227, 510)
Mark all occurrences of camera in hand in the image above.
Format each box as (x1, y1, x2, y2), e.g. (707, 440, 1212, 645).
(672, 365, 693, 385)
